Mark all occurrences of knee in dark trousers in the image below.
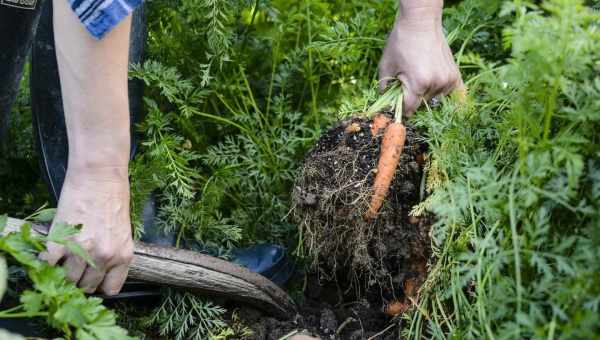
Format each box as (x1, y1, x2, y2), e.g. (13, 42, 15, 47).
(0, 0, 46, 154)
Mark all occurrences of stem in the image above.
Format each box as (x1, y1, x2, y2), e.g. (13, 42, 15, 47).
(542, 77, 560, 142)
(543, 10, 567, 142)
(305, 3, 318, 121)
(0, 310, 48, 318)
(366, 83, 404, 118)
(508, 165, 522, 338)
(469, 180, 495, 340)
(194, 110, 249, 135)
(266, 35, 280, 116)
(239, 66, 266, 128)
(394, 92, 403, 124)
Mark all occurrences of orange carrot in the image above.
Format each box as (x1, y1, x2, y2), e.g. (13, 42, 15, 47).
(370, 113, 391, 137)
(384, 300, 409, 317)
(365, 122, 406, 219)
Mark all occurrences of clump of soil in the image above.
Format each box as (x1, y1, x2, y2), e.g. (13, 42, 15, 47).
(292, 113, 431, 301)
(232, 114, 433, 339)
(234, 273, 412, 340)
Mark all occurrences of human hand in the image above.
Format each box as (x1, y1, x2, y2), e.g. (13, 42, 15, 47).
(40, 168, 133, 295)
(379, 0, 463, 116)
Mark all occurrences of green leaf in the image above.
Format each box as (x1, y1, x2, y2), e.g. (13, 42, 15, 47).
(46, 223, 95, 267)
(3, 230, 42, 269)
(30, 266, 68, 297)
(31, 208, 57, 223)
(75, 329, 96, 340)
(46, 222, 81, 241)
(62, 241, 95, 268)
(20, 291, 43, 313)
(0, 256, 6, 302)
(0, 214, 7, 234)
(53, 297, 90, 329)
(82, 309, 136, 340)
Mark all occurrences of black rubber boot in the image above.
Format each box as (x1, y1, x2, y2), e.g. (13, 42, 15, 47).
(0, 0, 45, 155)
(30, 1, 147, 203)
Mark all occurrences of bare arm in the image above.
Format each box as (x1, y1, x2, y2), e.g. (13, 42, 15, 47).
(379, 0, 463, 116)
(39, 0, 134, 295)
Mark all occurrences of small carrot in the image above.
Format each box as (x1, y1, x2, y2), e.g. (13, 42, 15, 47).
(370, 113, 391, 137)
(384, 300, 409, 317)
(365, 118, 406, 219)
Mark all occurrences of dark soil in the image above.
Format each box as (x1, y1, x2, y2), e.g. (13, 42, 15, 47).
(235, 274, 403, 340)
(232, 114, 432, 340)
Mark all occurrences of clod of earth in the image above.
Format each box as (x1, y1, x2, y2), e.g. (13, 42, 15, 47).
(292, 113, 431, 308)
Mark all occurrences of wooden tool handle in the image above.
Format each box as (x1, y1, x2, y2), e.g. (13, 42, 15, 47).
(4, 217, 297, 319)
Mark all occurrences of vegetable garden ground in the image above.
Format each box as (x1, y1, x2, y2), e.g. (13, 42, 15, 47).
(1, 0, 599, 339)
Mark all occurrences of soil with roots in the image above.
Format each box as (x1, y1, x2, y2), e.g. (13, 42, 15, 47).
(236, 114, 433, 339)
(292, 114, 430, 298)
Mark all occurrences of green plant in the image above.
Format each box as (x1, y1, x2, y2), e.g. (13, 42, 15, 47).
(131, 0, 405, 251)
(143, 289, 229, 340)
(407, 0, 600, 338)
(0, 213, 133, 339)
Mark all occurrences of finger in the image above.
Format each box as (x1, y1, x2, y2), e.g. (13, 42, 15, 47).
(63, 254, 87, 283)
(426, 72, 448, 100)
(398, 74, 423, 117)
(402, 89, 422, 117)
(442, 79, 457, 96)
(453, 78, 468, 103)
(424, 84, 443, 104)
(440, 43, 460, 96)
(378, 60, 396, 92)
(39, 241, 66, 266)
(99, 263, 129, 296)
(78, 266, 107, 294)
(379, 77, 389, 93)
(424, 71, 449, 101)
(441, 75, 458, 96)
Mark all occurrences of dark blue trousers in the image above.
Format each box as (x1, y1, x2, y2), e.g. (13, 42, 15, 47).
(0, 0, 146, 203)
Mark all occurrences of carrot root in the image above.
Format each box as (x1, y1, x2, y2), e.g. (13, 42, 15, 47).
(365, 122, 406, 219)
(384, 300, 410, 316)
(370, 113, 392, 137)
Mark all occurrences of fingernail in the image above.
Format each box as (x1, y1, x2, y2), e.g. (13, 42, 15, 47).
(105, 289, 119, 296)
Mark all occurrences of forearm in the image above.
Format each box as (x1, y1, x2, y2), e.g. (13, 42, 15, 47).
(53, 0, 131, 175)
(398, 0, 443, 26)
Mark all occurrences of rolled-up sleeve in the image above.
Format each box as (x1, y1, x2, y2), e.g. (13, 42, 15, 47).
(70, 0, 141, 39)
